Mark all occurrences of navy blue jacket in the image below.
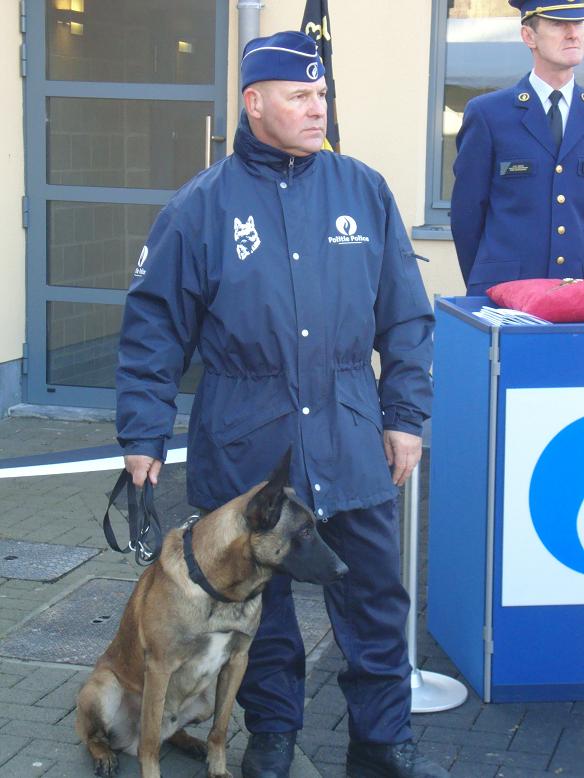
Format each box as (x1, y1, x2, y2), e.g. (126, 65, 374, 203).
(116, 114, 434, 516)
(451, 74, 584, 295)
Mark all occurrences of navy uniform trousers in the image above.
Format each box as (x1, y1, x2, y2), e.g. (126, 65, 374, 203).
(236, 498, 413, 745)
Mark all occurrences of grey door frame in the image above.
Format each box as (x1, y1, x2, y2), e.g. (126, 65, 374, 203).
(24, 0, 228, 412)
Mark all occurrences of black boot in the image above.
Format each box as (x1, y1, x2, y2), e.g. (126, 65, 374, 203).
(241, 732, 297, 778)
(347, 740, 450, 777)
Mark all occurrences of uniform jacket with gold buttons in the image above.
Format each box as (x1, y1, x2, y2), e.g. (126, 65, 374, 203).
(116, 113, 434, 517)
(451, 73, 584, 295)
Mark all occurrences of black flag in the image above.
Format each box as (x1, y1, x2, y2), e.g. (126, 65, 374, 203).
(301, 0, 340, 152)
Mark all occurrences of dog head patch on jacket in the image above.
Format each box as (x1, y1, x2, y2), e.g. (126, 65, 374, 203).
(244, 448, 348, 584)
(233, 215, 261, 260)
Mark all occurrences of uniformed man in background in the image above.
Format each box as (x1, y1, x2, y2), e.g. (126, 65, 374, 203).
(451, 0, 584, 295)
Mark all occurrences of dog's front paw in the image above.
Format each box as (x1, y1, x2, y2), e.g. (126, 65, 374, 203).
(94, 751, 119, 777)
(208, 772, 232, 778)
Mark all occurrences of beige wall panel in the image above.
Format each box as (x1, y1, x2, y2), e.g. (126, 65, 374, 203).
(419, 241, 466, 298)
(227, 2, 240, 150)
(228, 0, 463, 298)
(0, 3, 25, 363)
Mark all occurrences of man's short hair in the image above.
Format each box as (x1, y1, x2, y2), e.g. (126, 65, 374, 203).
(522, 15, 540, 30)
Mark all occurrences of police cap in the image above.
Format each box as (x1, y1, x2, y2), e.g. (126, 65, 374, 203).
(241, 31, 325, 92)
(509, 1, 584, 22)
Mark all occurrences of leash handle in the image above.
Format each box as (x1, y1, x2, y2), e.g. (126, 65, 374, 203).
(140, 479, 163, 563)
(103, 470, 163, 565)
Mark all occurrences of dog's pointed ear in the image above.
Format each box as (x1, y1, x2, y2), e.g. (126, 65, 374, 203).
(244, 448, 292, 531)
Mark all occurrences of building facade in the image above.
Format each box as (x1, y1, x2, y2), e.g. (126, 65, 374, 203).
(2, 0, 558, 416)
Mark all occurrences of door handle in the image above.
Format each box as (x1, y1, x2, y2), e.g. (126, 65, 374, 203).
(205, 116, 226, 169)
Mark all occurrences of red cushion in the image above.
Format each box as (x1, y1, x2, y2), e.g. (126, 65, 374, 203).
(486, 278, 584, 323)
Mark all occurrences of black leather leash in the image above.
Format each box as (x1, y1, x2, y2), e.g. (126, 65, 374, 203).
(103, 470, 163, 566)
(103, 472, 258, 602)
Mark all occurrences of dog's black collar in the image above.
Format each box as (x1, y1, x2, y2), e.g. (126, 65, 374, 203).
(183, 523, 234, 603)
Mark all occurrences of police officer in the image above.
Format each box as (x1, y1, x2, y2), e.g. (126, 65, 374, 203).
(117, 31, 444, 778)
(451, 0, 584, 295)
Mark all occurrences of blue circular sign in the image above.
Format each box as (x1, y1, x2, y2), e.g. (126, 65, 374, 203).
(529, 417, 584, 574)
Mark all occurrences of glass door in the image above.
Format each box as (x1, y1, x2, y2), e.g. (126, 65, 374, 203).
(25, 0, 228, 409)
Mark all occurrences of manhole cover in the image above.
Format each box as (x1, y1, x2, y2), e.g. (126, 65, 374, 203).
(0, 539, 100, 582)
(0, 577, 135, 665)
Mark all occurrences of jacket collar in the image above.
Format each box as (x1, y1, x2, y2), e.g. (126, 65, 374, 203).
(560, 82, 584, 160)
(515, 72, 584, 159)
(233, 111, 318, 181)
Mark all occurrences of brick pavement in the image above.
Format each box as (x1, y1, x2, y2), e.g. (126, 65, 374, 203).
(0, 415, 583, 777)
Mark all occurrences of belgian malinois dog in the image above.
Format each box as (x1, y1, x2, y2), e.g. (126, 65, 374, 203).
(76, 452, 347, 778)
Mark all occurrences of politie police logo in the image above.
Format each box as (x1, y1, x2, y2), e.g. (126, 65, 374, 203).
(234, 215, 261, 260)
(530, 417, 584, 574)
(306, 62, 320, 81)
(336, 215, 357, 236)
(329, 215, 370, 245)
(133, 245, 148, 278)
(503, 388, 584, 606)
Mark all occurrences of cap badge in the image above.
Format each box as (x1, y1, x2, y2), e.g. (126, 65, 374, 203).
(518, 92, 530, 102)
(581, 92, 584, 101)
(306, 62, 319, 80)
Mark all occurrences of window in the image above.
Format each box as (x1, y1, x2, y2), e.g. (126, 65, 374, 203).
(25, 0, 227, 408)
(421, 0, 584, 228)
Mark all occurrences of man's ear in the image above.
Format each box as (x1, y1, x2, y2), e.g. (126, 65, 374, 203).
(521, 23, 536, 51)
(243, 86, 263, 119)
(244, 448, 292, 531)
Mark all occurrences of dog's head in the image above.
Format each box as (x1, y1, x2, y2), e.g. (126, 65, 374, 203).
(244, 449, 348, 585)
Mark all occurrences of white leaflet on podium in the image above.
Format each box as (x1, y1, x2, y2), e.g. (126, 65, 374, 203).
(473, 307, 550, 326)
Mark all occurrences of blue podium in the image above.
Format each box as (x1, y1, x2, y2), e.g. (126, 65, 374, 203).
(427, 296, 584, 702)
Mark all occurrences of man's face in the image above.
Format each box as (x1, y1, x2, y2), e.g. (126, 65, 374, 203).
(522, 18, 584, 73)
(245, 77, 327, 156)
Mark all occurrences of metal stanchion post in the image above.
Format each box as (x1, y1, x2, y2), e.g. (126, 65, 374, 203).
(403, 463, 468, 713)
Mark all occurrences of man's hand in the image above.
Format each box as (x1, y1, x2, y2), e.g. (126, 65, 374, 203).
(124, 455, 163, 487)
(383, 430, 422, 487)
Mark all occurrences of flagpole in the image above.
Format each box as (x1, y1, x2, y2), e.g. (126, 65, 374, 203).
(237, 0, 264, 110)
(301, 0, 340, 152)
(403, 463, 468, 713)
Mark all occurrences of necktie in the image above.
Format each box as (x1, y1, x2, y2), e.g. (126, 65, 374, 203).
(548, 90, 563, 151)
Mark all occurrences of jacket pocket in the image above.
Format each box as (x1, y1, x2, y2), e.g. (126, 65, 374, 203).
(205, 373, 296, 448)
(213, 402, 295, 447)
(468, 259, 521, 287)
(336, 382, 383, 433)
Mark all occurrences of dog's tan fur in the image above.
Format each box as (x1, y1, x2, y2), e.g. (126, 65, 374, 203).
(76, 483, 278, 778)
(76, 466, 346, 778)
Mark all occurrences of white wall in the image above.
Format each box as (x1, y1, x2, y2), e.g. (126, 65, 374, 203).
(0, 2, 26, 364)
